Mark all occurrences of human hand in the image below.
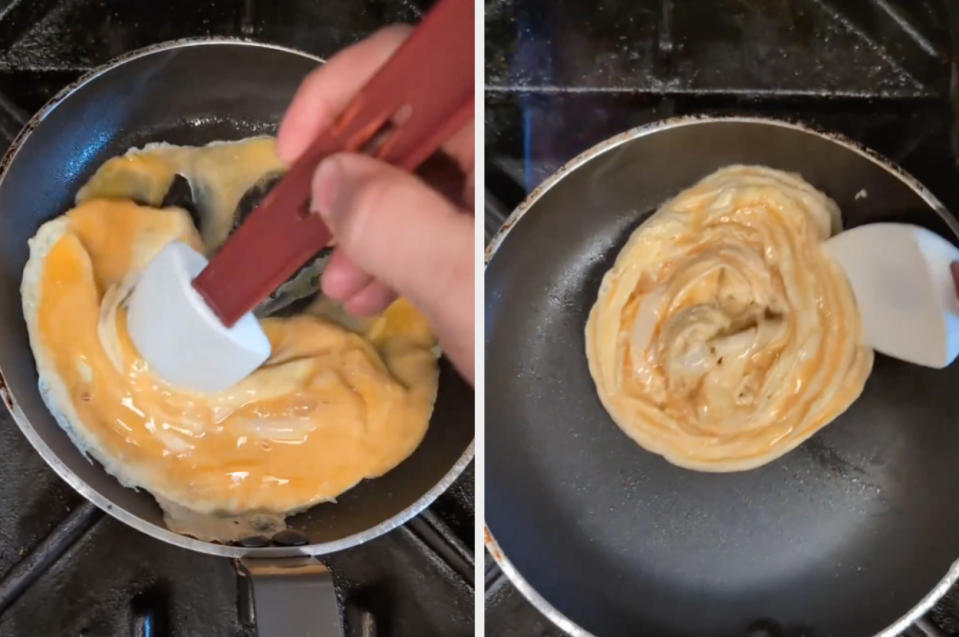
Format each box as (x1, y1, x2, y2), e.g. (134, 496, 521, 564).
(277, 26, 474, 384)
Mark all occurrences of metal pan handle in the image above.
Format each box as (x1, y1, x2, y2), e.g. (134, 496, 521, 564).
(237, 557, 343, 637)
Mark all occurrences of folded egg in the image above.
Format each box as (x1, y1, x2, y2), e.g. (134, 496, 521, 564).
(585, 165, 873, 471)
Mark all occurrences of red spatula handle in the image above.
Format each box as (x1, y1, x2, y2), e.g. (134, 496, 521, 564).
(193, 0, 474, 326)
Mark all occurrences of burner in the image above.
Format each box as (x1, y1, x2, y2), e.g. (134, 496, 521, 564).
(0, 2, 472, 636)
(485, 1, 957, 635)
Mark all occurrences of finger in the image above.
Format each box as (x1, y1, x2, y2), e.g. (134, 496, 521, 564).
(276, 25, 412, 164)
(310, 152, 473, 379)
(344, 280, 398, 316)
(321, 249, 373, 301)
(311, 152, 471, 300)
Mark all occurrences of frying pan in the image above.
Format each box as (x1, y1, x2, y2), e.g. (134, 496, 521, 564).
(0, 40, 473, 636)
(485, 116, 959, 637)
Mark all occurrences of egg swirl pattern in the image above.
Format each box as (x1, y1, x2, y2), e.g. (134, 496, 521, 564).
(585, 165, 873, 471)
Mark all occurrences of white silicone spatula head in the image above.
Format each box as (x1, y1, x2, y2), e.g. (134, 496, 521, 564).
(823, 223, 959, 368)
(126, 241, 271, 392)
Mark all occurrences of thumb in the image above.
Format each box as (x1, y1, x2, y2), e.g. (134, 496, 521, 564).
(311, 152, 474, 380)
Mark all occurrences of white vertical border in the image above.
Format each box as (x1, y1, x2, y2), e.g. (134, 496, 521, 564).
(473, 0, 486, 634)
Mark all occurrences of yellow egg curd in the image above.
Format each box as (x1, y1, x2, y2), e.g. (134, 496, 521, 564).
(23, 138, 438, 539)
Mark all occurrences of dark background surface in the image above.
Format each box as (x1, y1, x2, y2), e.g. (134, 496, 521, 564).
(0, 1, 473, 636)
(485, 0, 959, 635)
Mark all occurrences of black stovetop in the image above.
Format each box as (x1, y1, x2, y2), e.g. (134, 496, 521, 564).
(485, 1, 959, 635)
(0, 2, 473, 636)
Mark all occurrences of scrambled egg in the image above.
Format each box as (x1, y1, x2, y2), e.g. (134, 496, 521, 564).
(22, 138, 438, 540)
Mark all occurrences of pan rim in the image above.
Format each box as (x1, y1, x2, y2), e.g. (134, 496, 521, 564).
(483, 114, 959, 636)
(0, 36, 474, 559)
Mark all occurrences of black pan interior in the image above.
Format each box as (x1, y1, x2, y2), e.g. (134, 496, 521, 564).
(486, 120, 959, 637)
(0, 42, 472, 547)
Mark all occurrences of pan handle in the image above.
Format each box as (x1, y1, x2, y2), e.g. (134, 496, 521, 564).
(237, 557, 343, 637)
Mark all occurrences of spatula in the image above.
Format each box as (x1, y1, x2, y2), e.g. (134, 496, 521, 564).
(823, 223, 959, 369)
(126, 0, 473, 392)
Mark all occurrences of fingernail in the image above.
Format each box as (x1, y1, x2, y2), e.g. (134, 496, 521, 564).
(310, 157, 342, 226)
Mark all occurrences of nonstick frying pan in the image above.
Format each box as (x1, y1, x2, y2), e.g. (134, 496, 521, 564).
(485, 117, 959, 637)
(0, 40, 473, 636)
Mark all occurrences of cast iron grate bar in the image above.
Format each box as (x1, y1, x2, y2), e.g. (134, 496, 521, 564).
(484, 554, 503, 591)
(909, 617, 947, 637)
(0, 86, 26, 144)
(405, 510, 474, 586)
(870, 0, 944, 58)
(485, 86, 947, 98)
(812, 0, 947, 86)
(0, 500, 101, 615)
(0, 0, 58, 53)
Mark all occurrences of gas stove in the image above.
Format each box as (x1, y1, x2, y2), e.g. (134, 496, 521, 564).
(485, 0, 959, 635)
(0, 2, 473, 636)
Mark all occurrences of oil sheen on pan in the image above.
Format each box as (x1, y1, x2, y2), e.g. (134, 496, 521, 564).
(21, 137, 440, 541)
(585, 165, 873, 471)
